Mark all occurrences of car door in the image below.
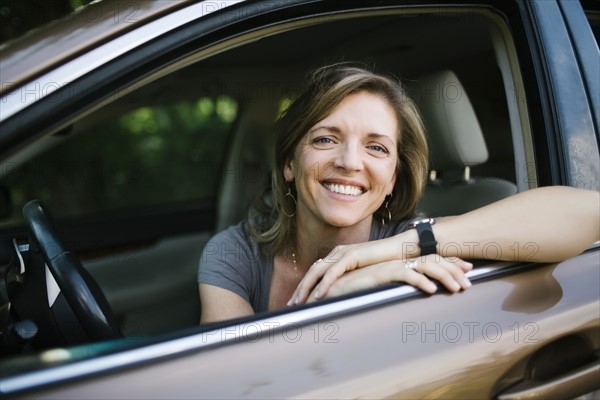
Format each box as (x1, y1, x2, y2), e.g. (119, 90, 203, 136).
(0, 0, 598, 399)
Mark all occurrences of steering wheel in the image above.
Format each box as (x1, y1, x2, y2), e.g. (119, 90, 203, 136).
(21, 200, 121, 344)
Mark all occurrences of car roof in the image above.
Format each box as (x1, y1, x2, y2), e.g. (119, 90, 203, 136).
(0, 0, 194, 91)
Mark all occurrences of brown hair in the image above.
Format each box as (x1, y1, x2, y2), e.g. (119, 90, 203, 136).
(248, 63, 429, 255)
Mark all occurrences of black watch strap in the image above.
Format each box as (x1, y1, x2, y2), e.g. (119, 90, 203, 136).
(409, 218, 437, 256)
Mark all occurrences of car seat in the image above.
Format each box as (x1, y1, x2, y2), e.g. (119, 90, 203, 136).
(411, 70, 517, 216)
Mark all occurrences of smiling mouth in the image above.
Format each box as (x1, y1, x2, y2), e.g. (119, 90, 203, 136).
(322, 182, 364, 196)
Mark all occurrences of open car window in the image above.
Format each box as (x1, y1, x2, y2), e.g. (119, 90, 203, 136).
(1, 0, 531, 346)
(2, 0, 526, 338)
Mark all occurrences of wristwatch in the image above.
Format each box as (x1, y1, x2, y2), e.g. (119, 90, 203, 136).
(408, 218, 437, 256)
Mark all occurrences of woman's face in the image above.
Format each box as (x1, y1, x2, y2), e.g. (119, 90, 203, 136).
(284, 91, 399, 230)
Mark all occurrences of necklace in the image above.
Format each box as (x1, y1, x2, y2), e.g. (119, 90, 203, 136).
(290, 248, 322, 275)
(291, 250, 298, 273)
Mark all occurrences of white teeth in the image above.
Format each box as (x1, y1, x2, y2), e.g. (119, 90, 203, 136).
(324, 183, 363, 196)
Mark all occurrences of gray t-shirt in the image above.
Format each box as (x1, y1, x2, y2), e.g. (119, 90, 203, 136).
(198, 219, 411, 313)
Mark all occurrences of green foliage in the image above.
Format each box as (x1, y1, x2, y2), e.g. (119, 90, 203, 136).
(1, 96, 238, 225)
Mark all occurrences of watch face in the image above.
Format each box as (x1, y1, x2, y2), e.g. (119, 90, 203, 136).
(409, 218, 435, 229)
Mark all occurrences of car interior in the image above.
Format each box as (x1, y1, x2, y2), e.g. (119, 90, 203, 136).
(0, 8, 534, 351)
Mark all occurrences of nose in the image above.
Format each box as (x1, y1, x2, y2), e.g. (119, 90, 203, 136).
(334, 141, 363, 171)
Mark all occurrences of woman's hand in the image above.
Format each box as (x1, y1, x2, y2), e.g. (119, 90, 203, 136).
(288, 250, 473, 306)
(288, 236, 415, 305)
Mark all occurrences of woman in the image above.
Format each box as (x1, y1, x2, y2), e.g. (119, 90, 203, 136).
(198, 64, 599, 323)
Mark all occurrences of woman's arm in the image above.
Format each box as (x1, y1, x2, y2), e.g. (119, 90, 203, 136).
(291, 186, 599, 305)
(199, 284, 254, 324)
(197, 224, 261, 323)
(434, 186, 599, 262)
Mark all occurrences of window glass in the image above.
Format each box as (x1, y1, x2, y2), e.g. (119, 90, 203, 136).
(0, 96, 237, 226)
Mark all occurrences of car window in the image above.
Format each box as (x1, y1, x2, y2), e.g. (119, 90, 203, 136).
(0, 96, 237, 226)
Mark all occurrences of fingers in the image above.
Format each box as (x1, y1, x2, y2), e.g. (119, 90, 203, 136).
(289, 252, 474, 307)
(307, 261, 397, 302)
(287, 257, 340, 306)
(401, 268, 439, 294)
(288, 244, 368, 305)
(403, 255, 473, 293)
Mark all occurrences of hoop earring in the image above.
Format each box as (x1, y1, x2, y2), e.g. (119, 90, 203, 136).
(382, 193, 392, 226)
(282, 187, 297, 218)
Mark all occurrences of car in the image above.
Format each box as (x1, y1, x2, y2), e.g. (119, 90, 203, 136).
(0, 0, 599, 398)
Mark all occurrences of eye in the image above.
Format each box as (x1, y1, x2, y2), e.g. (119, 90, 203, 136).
(367, 143, 390, 155)
(312, 136, 337, 148)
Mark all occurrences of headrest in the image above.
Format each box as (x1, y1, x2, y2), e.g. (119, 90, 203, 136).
(411, 70, 488, 170)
